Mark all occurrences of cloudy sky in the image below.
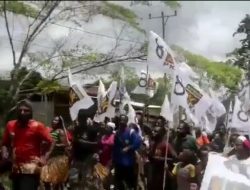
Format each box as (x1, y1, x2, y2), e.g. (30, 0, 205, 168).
(0, 1, 249, 74)
(121, 1, 250, 61)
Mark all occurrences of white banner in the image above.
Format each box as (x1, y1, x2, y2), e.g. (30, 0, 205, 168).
(68, 68, 94, 121)
(160, 94, 173, 122)
(94, 80, 117, 122)
(171, 66, 212, 125)
(201, 153, 250, 190)
(127, 102, 137, 125)
(147, 31, 177, 76)
(132, 70, 158, 98)
(238, 80, 250, 114)
(231, 96, 250, 130)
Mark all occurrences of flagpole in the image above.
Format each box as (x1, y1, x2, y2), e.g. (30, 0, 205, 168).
(59, 116, 70, 146)
(223, 95, 234, 155)
(162, 124, 170, 190)
(146, 64, 150, 123)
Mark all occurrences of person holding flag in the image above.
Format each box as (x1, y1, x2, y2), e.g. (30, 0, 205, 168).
(113, 114, 141, 190)
(147, 118, 177, 190)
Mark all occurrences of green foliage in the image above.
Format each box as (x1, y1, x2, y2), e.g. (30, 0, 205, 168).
(0, 88, 12, 115)
(11, 67, 43, 91)
(99, 2, 145, 33)
(230, 14, 250, 71)
(105, 65, 139, 92)
(161, 1, 181, 9)
(0, 1, 38, 18)
(79, 52, 106, 63)
(139, 41, 148, 55)
(172, 45, 242, 91)
(37, 80, 62, 94)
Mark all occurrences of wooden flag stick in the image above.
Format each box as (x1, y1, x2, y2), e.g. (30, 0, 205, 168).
(59, 116, 70, 146)
(162, 124, 170, 190)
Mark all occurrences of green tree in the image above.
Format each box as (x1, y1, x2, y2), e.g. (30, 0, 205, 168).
(172, 45, 242, 91)
(228, 14, 250, 73)
(130, 0, 181, 9)
(1, 1, 146, 117)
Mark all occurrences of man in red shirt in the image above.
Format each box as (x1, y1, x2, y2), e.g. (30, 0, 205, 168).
(1, 100, 54, 190)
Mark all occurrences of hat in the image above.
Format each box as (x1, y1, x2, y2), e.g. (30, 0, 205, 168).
(107, 122, 116, 130)
(238, 135, 247, 142)
(238, 135, 250, 150)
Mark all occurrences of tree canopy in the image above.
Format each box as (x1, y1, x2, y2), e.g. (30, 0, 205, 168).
(172, 45, 242, 91)
(228, 14, 250, 74)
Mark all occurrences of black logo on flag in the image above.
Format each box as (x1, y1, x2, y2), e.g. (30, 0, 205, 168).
(155, 38, 164, 59)
(237, 103, 248, 122)
(138, 72, 147, 87)
(174, 75, 185, 96)
(186, 84, 203, 109)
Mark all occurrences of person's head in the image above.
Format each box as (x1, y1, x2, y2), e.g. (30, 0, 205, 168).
(52, 116, 63, 130)
(119, 114, 128, 129)
(178, 149, 197, 165)
(195, 128, 202, 138)
(229, 133, 239, 147)
(155, 116, 166, 128)
(177, 121, 190, 138)
(17, 100, 33, 124)
(104, 117, 110, 124)
(105, 122, 115, 135)
(235, 135, 250, 160)
(136, 112, 143, 125)
(152, 125, 166, 141)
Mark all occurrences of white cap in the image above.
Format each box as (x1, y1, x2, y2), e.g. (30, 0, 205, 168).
(238, 135, 247, 142)
(107, 122, 116, 130)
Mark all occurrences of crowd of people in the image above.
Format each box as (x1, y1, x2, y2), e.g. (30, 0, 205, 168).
(0, 99, 250, 190)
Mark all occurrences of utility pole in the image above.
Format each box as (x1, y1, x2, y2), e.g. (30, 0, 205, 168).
(149, 10, 177, 40)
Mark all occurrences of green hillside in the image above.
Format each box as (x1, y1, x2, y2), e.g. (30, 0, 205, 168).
(172, 45, 242, 91)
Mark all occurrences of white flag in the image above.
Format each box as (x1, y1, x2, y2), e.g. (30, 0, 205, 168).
(201, 153, 250, 190)
(231, 96, 250, 130)
(238, 80, 250, 114)
(147, 31, 177, 76)
(127, 102, 137, 125)
(94, 80, 117, 122)
(171, 65, 212, 125)
(68, 69, 94, 121)
(208, 88, 226, 118)
(178, 61, 199, 80)
(160, 94, 173, 122)
(200, 114, 217, 133)
(132, 70, 158, 98)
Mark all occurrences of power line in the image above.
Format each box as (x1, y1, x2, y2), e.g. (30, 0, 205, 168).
(12, 38, 54, 49)
(50, 22, 145, 44)
(1, 21, 146, 52)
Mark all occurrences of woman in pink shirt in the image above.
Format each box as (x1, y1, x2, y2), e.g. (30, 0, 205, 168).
(99, 122, 115, 167)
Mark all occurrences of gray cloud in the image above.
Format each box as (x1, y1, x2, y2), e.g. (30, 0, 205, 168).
(1, 1, 250, 76)
(116, 1, 250, 61)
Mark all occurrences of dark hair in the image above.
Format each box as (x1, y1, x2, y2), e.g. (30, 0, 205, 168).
(182, 122, 191, 135)
(184, 149, 197, 165)
(157, 116, 166, 123)
(197, 145, 211, 158)
(54, 116, 63, 129)
(195, 128, 202, 137)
